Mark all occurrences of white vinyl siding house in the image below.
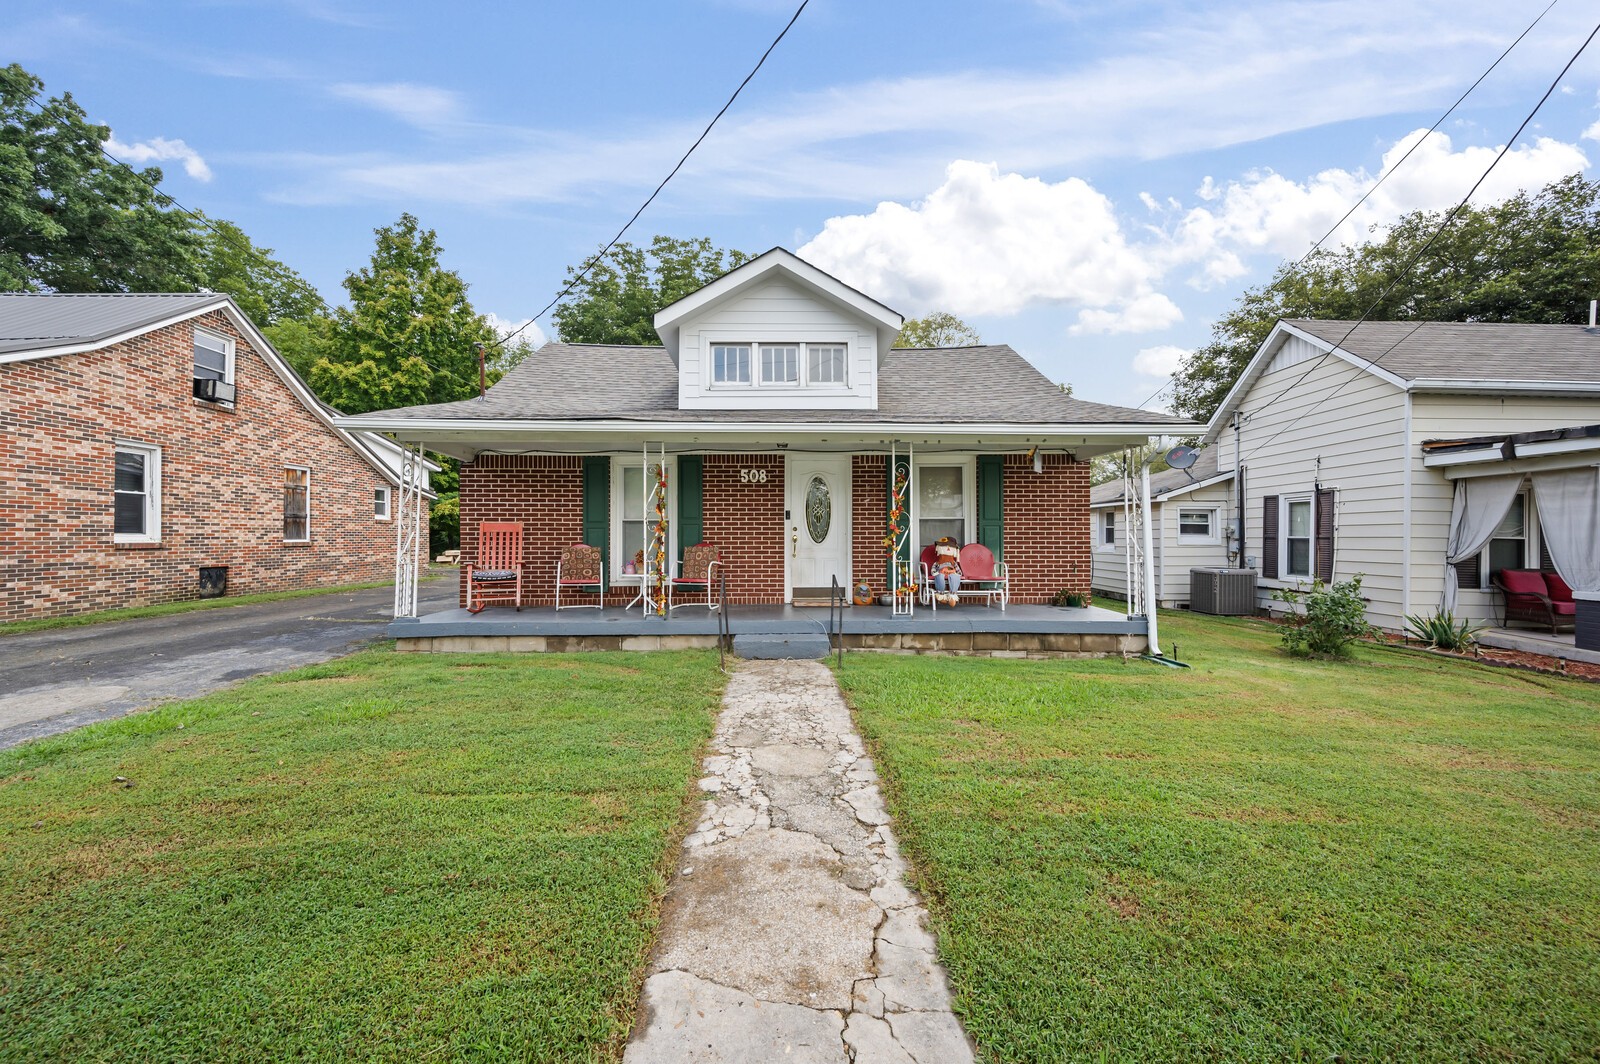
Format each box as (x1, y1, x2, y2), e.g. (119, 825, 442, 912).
(1204, 319, 1600, 633)
(1090, 449, 1234, 608)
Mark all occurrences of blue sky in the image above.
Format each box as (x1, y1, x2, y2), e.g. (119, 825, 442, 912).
(9, 0, 1600, 409)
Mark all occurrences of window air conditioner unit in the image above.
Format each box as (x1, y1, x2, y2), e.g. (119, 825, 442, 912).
(1190, 568, 1257, 615)
(194, 378, 237, 404)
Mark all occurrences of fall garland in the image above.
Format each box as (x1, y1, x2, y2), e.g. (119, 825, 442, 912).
(882, 463, 917, 596)
(651, 461, 670, 615)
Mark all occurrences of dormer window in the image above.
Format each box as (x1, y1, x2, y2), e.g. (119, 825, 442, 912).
(712, 344, 751, 384)
(760, 344, 799, 385)
(809, 344, 846, 385)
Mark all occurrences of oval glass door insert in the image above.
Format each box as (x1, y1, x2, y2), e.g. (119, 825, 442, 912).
(805, 475, 831, 542)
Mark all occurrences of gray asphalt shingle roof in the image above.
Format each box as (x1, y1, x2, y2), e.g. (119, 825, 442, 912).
(1286, 319, 1600, 384)
(345, 342, 1189, 427)
(0, 292, 227, 354)
(1089, 445, 1228, 505)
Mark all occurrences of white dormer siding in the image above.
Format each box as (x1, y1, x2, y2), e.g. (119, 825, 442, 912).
(675, 276, 880, 410)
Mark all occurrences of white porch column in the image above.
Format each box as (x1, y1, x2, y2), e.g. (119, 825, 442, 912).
(393, 441, 425, 619)
(1141, 461, 1159, 658)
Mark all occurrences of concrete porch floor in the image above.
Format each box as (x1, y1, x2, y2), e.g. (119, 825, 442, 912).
(1478, 626, 1600, 667)
(389, 602, 1148, 657)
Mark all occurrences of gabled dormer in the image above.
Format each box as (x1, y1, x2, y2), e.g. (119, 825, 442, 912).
(654, 248, 903, 411)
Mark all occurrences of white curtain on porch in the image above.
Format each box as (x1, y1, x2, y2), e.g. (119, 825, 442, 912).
(1443, 473, 1523, 613)
(1531, 468, 1600, 592)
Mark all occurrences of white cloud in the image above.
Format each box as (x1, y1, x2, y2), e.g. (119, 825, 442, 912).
(105, 134, 212, 181)
(1070, 293, 1183, 335)
(798, 160, 1162, 318)
(486, 313, 546, 350)
(329, 82, 464, 129)
(1132, 344, 1189, 378)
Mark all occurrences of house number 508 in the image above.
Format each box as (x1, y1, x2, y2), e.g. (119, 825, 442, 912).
(739, 468, 768, 484)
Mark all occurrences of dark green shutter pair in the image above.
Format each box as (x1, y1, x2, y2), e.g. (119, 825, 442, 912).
(581, 456, 704, 567)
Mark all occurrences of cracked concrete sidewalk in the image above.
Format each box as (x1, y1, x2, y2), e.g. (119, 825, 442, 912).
(625, 659, 974, 1064)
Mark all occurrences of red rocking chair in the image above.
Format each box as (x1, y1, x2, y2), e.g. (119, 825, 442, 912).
(466, 522, 524, 613)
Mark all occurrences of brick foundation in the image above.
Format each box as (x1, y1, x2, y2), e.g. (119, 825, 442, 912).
(0, 309, 402, 623)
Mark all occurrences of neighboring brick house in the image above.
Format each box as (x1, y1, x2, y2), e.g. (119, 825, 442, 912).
(339, 249, 1186, 612)
(0, 292, 431, 623)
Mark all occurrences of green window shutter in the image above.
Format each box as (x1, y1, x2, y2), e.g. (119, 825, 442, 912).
(977, 454, 1004, 560)
(581, 457, 610, 571)
(677, 455, 704, 562)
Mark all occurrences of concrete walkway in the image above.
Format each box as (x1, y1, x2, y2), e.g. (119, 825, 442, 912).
(625, 660, 974, 1064)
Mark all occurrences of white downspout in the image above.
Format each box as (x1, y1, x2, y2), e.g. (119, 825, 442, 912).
(1142, 461, 1159, 657)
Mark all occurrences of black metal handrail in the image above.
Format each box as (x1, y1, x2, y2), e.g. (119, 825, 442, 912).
(717, 567, 731, 671)
(829, 575, 844, 667)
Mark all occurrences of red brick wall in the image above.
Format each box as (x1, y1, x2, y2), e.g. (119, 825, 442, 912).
(702, 453, 785, 603)
(0, 309, 399, 622)
(1002, 452, 1091, 603)
(851, 455, 889, 595)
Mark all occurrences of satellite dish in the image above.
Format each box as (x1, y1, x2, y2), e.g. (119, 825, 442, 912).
(1165, 445, 1199, 470)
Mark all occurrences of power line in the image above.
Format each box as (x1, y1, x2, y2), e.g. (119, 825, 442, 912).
(1298, 0, 1560, 263)
(495, 0, 811, 349)
(1235, 15, 1600, 466)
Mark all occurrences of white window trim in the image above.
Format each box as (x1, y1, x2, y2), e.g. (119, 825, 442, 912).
(113, 441, 162, 544)
(1478, 489, 1534, 590)
(610, 456, 677, 580)
(1176, 506, 1220, 545)
(911, 456, 976, 553)
(1096, 509, 1117, 552)
(703, 333, 854, 392)
(374, 486, 391, 521)
(1280, 494, 1313, 579)
(193, 326, 236, 385)
(284, 465, 311, 543)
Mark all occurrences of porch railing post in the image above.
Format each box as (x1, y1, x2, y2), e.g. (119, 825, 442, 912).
(393, 440, 424, 619)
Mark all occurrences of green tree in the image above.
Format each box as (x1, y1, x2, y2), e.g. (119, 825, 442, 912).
(0, 63, 203, 292)
(552, 236, 751, 345)
(195, 219, 322, 325)
(894, 311, 981, 348)
(1172, 173, 1600, 422)
(309, 213, 497, 415)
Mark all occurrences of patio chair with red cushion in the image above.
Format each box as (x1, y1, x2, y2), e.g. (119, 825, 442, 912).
(466, 522, 523, 614)
(555, 543, 605, 610)
(669, 542, 723, 611)
(1492, 568, 1575, 634)
(957, 543, 1010, 610)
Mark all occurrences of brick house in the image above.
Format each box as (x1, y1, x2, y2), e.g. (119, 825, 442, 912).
(0, 292, 432, 623)
(339, 249, 1187, 627)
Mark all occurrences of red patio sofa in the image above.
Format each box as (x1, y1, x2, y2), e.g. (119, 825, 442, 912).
(1491, 569, 1575, 634)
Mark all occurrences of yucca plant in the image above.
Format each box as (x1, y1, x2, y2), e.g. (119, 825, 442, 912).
(1405, 609, 1483, 651)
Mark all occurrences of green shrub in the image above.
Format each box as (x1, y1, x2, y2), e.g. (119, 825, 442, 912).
(428, 491, 459, 556)
(1273, 576, 1375, 658)
(1405, 609, 1483, 651)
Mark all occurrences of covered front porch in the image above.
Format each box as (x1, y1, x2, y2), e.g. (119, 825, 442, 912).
(389, 601, 1147, 658)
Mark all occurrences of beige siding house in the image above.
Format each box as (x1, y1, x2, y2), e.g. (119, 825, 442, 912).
(1090, 447, 1234, 607)
(1201, 319, 1600, 634)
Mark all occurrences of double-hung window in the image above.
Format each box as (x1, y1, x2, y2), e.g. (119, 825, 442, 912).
(1485, 493, 1528, 583)
(760, 344, 799, 385)
(113, 443, 161, 543)
(1100, 510, 1116, 549)
(284, 467, 310, 542)
(917, 465, 967, 550)
(712, 344, 751, 385)
(1178, 508, 1215, 541)
(1283, 497, 1313, 578)
(615, 460, 671, 576)
(373, 487, 391, 520)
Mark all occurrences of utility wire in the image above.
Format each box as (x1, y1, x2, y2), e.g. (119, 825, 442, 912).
(495, 0, 811, 349)
(1235, 15, 1600, 466)
(1297, 0, 1560, 263)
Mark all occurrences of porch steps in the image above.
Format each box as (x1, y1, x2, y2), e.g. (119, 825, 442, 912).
(790, 586, 847, 608)
(732, 633, 833, 660)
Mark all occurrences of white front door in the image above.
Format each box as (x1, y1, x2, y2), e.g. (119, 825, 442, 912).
(787, 454, 851, 597)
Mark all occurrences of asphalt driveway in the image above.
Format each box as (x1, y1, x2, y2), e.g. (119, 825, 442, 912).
(0, 579, 457, 749)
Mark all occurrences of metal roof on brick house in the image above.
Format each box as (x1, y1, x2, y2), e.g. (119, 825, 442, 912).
(0, 292, 226, 355)
(340, 342, 1192, 428)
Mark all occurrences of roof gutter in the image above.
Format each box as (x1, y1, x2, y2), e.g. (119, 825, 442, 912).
(330, 415, 1196, 437)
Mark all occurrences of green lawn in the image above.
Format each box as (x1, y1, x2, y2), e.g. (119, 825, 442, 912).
(0, 649, 723, 1062)
(838, 613, 1600, 1062)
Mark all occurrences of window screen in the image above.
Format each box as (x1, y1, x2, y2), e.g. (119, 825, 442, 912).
(114, 450, 148, 536)
(194, 330, 229, 382)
